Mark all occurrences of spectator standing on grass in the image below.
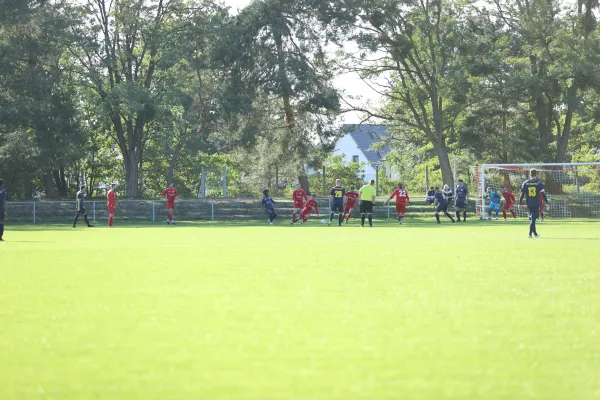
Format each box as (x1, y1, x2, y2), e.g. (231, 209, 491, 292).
(358, 180, 376, 227)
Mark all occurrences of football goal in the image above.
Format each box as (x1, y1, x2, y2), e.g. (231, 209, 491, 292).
(472, 163, 600, 219)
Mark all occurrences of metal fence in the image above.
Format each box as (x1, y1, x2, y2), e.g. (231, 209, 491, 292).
(5, 197, 481, 224)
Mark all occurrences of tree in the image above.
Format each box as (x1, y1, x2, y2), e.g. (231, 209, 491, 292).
(230, 0, 342, 193)
(332, 0, 472, 188)
(0, 0, 83, 198)
(67, 0, 193, 196)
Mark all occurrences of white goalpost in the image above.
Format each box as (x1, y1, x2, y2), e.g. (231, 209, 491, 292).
(473, 163, 600, 219)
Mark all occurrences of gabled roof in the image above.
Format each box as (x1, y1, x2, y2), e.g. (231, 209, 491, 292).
(342, 124, 391, 164)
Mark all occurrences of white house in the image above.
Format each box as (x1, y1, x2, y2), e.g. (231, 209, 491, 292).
(333, 124, 398, 183)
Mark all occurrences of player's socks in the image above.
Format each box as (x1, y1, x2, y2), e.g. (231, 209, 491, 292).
(361, 213, 366, 226)
(338, 214, 343, 226)
(456, 210, 461, 221)
(367, 214, 372, 227)
(329, 211, 334, 222)
(511, 210, 517, 218)
(435, 214, 440, 224)
(291, 213, 296, 223)
(503, 210, 507, 219)
(73, 214, 79, 227)
(0, 223, 4, 240)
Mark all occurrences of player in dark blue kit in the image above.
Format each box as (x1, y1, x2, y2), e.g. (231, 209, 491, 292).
(455, 179, 468, 222)
(0, 179, 7, 241)
(434, 186, 455, 224)
(329, 178, 346, 226)
(262, 189, 278, 225)
(519, 169, 550, 238)
(73, 185, 94, 228)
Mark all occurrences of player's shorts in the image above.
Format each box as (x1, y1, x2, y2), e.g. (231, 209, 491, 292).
(344, 203, 355, 212)
(503, 202, 514, 210)
(395, 202, 407, 213)
(293, 202, 303, 209)
(436, 203, 448, 213)
(299, 209, 312, 218)
(527, 206, 540, 221)
(331, 202, 343, 213)
(166, 202, 175, 210)
(455, 199, 467, 208)
(107, 206, 116, 214)
(488, 202, 500, 210)
(360, 200, 373, 213)
(76, 206, 87, 215)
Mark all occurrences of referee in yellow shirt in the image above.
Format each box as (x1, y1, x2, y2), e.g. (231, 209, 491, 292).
(359, 179, 376, 227)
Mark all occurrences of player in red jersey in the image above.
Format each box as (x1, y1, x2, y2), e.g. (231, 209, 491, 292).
(384, 182, 410, 224)
(107, 183, 118, 228)
(161, 184, 179, 224)
(501, 187, 517, 220)
(343, 186, 359, 223)
(292, 194, 320, 224)
(539, 192, 545, 221)
(291, 183, 308, 223)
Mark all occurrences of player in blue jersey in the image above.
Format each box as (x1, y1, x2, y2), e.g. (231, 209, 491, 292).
(455, 179, 468, 222)
(434, 186, 455, 224)
(262, 189, 278, 225)
(73, 185, 94, 228)
(485, 187, 502, 220)
(519, 169, 550, 238)
(0, 179, 7, 241)
(329, 179, 346, 226)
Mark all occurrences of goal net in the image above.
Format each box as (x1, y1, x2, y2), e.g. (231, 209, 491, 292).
(472, 163, 600, 219)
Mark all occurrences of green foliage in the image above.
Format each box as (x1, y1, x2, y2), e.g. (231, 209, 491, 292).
(307, 154, 366, 196)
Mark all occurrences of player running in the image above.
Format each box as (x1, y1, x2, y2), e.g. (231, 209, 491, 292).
(292, 194, 320, 224)
(73, 185, 94, 228)
(519, 169, 550, 238)
(502, 186, 517, 220)
(343, 187, 359, 223)
(0, 179, 7, 241)
(291, 183, 307, 224)
(538, 192, 546, 222)
(262, 189, 278, 225)
(162, 184, 179, 224)
(455, 179, 468, 222)
(107, 183, 118, 228)
(384, 182, 409, 224)
(434, 186, 455, 224)
(329, 179, 346, 226)
(485, 187, 502, 220)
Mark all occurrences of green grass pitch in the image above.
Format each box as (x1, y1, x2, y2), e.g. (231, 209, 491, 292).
(1, 219, 600, 400)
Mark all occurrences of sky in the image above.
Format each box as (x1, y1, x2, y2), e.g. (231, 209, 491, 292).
(223, 0, 380, 124)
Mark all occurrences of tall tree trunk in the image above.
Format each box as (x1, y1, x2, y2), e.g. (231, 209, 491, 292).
(124, 155, 139, 198)
(52, 168, 67, 197)
(556, 82, 577, 163)
(43, 172, 59, 198)
(274, 29, 295, 128)
(433, 141, 454, 188)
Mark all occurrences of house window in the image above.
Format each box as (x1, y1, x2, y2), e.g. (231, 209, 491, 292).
(352, 155, 359, 163)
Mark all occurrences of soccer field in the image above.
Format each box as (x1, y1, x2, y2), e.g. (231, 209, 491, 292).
(1, 219, 600, 400)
